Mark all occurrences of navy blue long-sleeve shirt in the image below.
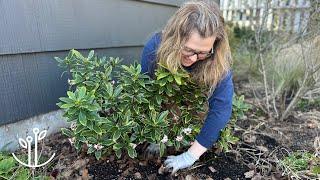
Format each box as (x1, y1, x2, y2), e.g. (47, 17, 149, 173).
(140, 33, 234, 148)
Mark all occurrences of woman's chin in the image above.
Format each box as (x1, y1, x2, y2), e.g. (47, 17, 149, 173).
(182, 60, 194, 67)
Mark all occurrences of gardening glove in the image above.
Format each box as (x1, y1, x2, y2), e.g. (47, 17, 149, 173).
(144, 143, 160, 159)
(164, 150, 198, 175)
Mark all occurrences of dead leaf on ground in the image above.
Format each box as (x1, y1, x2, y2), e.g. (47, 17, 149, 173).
(252, 173, 263, 180)
(158, 165, 166, 174)
(134, 172, 142, 179)
(81, 168, 89, 180)
(244, 170, 255, 178)
(307, 120, 319, 129)
(109, 155, 115, 162)
(147, 173, 157, 180)
(243, 134, 257, 143)
(60, 159, 89, 178)
(121, 169, 130, 177)
(119, 161, 129, 169)
(208, 166, 217, 173)
(139, 160, 148, 166)
(257, 145, 269, 152)
(185, 174, 197, 180)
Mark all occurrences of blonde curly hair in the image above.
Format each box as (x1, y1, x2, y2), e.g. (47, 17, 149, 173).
(157, 0, 232, 91)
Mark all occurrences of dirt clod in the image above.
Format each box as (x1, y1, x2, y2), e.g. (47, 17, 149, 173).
(134, 172, 142, 179)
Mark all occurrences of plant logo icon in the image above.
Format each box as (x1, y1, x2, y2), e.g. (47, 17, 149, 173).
(12, 128, 55, 168)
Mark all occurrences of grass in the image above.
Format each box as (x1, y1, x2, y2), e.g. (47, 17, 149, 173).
(279, 151, 319, 179)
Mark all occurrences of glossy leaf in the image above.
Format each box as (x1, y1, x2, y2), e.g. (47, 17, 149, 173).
(79, 111, 87, 126)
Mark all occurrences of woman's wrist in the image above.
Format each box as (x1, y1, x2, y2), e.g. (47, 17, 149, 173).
(188, 140, 207, 159)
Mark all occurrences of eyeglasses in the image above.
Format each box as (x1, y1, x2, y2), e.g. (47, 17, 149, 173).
(181, 46, 214, 60)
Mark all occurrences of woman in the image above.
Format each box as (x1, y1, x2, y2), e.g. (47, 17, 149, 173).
(140, 0, 234, 174)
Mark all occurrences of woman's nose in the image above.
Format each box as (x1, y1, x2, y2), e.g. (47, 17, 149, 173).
(189, 54, 198, 62)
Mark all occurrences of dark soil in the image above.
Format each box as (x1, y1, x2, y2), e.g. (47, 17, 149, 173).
(236, 112, 319, 152)
(88, 152, 249, 180)
(192, 153, 249, 179)
(33, 132, 251, 179)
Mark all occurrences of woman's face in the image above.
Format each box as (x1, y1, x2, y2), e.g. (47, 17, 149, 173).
(181, 31, 216, 67)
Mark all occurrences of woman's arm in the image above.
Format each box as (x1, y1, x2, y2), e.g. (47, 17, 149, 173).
(188, 140, 207, 158)
(164, 71, 234, 174)
(195, 71, 234, 149)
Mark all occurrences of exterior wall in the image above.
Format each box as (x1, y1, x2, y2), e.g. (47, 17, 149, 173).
(0, 0, 185, 126)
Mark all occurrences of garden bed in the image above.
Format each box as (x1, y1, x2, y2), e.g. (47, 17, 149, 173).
(22, 99, 318, 179)
(41, 132, 249, 179)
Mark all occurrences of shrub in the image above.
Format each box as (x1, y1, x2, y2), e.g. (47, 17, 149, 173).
(56, 50, 249, 159)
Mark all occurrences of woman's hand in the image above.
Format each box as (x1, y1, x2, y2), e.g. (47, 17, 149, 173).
(164, 150, 198, 174)
(164, 140, 207, 174)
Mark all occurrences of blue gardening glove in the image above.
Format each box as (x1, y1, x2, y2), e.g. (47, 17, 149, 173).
(164, 150, 198, 174)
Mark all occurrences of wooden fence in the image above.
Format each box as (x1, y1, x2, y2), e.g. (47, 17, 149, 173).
(220, 0, 312, 32)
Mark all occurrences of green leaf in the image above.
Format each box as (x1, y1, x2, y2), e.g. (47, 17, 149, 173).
(167, 76, 174, 82)
(159, 79, 167, 87)
(174, 76, 182, 85)
(113, 86, 122, 97)
(93, 126, 102, 135)
(158, 110, 169, 122)
(67, 91, 76, 101)
(87, 103, 100, 111)
(78, 136, 86, 142)
(138, 80, 146, 88)
(127, 147, 137, 159)
(160, 143, 166, 157)
(59, 97, 73, 104)
(86, 137, 97, 143)
(83, 81, 96, 87)
(54, 57, 64, 63)
(88, 50, 94, 60)
(61, 128, 73, 137)
(106, 83, 113, 97)
(75, 126, 86, 134)
(79, 111, 87, 126)
(102, 139, 114, 146)
(115, 149, 122, 159)
(155, 95, 162, 105)
(113, 130, 121, 141)
(105, 66, 112, 77)
(95, 151, 102, 160)
(71, 49, 84, 59)
(113, 143, 123, 150)
(78, 87, 86, 99)
(87, 146, 95, 154)
(136, 65, 142, 74)
(156, 72, 170, 80)
(60, 103, 74, 109)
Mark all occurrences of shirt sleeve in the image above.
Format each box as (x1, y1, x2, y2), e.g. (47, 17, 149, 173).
(140, 33, 160, 76)
(195, 71, 234, 149)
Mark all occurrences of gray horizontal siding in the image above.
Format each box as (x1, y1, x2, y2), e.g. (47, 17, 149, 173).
(0, 0, 178, 55)
(0, 47, 143, 126)
(0, 0, 180, 125)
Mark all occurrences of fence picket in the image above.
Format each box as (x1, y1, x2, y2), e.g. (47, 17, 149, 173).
(220, 0, 311, 32)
